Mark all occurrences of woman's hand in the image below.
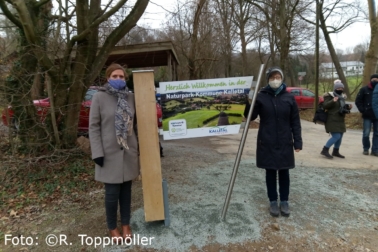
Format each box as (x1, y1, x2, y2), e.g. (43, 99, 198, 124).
(295, 149, 300, 152)
(333, 97, 339, 102)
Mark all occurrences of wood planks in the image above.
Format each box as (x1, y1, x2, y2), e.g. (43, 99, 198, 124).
(133, 70, 165, 222)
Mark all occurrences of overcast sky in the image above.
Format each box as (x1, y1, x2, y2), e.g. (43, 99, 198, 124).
(138, 1, 371, 52)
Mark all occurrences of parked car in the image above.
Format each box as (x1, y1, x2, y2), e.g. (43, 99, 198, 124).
(1, 86, 163, 133)
(286, 87, 324, 109)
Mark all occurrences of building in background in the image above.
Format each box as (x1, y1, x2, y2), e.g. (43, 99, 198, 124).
(320, 61, 364, 79)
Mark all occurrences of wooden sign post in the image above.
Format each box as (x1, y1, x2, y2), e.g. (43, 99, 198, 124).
(133, 70, 165, 222)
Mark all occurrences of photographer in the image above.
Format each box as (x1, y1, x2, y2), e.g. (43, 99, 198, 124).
(320, 80, 352, 159)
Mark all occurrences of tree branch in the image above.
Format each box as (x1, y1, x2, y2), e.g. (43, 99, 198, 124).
(88, 0, 150, 82)
(0, 0, 22, 29)
(70, 0, 128, 43)
(34, 0, 51, 9)
(12, 0, 37, 43)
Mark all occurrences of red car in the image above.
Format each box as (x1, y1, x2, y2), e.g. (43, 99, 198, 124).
(286, 87, 324, 109)
(1, 87, 163, 133)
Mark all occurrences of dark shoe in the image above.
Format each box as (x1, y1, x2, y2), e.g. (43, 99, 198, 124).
(321, 146, 333, 159)
(371, 152, 378, 157)
(122, 225, 132, 243)
(280, 201, 290, 217)
(332, 148, 345, 158)
(269, 201, 279, 217)
(363, 150, 369, 155)
(109, 228, 122, 244)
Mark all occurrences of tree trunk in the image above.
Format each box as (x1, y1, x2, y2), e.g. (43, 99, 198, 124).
(31, 72, 44, 100)
(319, 10, 350, 97)
(279, 0, 290, 74)
(239, 21, 248, 76)
(362, 0, 378, 86)
(188, 0, 206, 80)
(6, 31, 49, 151)
(1, 0, 150, 150)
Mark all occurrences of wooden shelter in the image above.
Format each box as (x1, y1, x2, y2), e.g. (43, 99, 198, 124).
(105, 41, 180, 81)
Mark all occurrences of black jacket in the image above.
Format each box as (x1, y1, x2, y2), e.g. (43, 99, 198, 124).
(244, 85, 302, 170)
(355, 85, 377, 120)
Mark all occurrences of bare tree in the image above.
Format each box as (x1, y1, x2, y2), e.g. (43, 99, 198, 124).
(299, 0, 364, 97)
(213, 0, 237, 77)
(163, 0, 218, 80)
(232, 0, 260, 76)
(245, 0, 312, 85)
(188, 0, 207, 79)
(0, 0, 149, 149)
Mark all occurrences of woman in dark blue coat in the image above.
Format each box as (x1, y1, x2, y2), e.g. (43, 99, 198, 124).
(244, 67, 302, 217)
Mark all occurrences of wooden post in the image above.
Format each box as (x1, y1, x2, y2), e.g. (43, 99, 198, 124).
(133, 70, 165, 222)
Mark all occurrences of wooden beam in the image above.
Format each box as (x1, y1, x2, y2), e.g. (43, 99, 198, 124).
(167, 52, 172, 81)
(133, 70, 165, 222)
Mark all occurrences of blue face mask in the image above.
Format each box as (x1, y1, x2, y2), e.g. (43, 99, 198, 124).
(372, 80, 378, 87)
(108, 79, 126, 90)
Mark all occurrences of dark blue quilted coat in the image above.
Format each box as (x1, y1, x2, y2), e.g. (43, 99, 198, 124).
(244, 84, 302, 170)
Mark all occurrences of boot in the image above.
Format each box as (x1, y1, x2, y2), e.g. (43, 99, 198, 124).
(122, 225, 132, 243)
(280, 201, 290, 217)
(321, 146, 333, 159)
(109, 228, 122, 244)
(332, 148, 345, 158)
(269, 201, 279, 217)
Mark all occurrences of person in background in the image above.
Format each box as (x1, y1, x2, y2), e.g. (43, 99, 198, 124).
(89, 64, 139, 243)
(355, 74, 378, 156)
(373, 80, 378, 121)
(244, 66, 302, 217)
(320, 80, 352, 159)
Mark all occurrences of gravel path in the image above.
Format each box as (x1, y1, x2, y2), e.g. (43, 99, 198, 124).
(102, 119, 378, 251)
(1, 118, 376, 252)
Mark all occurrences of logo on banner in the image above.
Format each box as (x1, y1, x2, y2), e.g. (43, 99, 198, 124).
(209, 126, 228, 135)
(168, 119, 187, 137)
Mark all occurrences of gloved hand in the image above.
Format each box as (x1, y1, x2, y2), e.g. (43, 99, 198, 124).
(93, 157, 104, 167)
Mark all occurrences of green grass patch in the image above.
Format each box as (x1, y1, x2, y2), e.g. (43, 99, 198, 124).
(163, 100, 182, 109)
(302, 76, 364, 101)
(162, 104, 245, 130)
(163, 110, 220, 130)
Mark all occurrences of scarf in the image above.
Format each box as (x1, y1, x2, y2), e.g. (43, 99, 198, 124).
(102, 83, 133, 149)
(267, 83, 285, 95)
(333, 91, 347, 113)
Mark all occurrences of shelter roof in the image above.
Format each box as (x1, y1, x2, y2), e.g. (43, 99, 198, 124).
(106, 40, 180, 68)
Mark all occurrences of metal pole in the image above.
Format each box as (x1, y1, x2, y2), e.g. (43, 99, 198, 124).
(220, 64, 264, 221)
(315, 0, 320, 110)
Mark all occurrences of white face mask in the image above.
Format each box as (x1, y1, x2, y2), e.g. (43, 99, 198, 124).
(269, 79, 282, 89)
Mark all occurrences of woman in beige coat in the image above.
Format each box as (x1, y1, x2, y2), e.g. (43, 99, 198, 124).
(89, 64, 139, 243)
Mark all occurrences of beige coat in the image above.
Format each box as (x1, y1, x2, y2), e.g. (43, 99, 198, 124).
(89, 90, 139, 183)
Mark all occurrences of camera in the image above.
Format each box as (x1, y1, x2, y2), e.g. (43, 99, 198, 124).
(339, 104, 351, 114)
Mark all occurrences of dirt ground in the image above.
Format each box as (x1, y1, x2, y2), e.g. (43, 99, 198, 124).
(0, 119, 377, 252)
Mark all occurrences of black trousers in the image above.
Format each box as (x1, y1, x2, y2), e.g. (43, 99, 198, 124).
(104, 181, 132, 230)
(265, 169, 290, 202)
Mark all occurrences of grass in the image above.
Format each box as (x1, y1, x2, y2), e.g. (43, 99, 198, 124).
(163, 110, 220, 130)
(302, 76, 364, 101)
(162, 104, 245, 130)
